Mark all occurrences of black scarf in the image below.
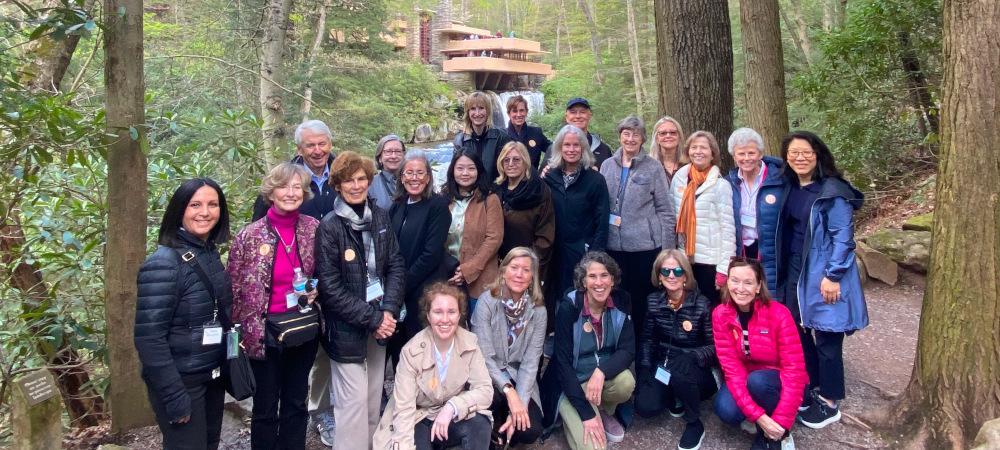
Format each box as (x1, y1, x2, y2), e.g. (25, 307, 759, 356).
(496, 173, 544, 211)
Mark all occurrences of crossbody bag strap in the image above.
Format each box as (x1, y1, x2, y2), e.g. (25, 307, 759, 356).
(175, 248, 220, 324)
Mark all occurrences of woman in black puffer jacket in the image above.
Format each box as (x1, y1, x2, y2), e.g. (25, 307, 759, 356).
(635, 249, 717, 450)
(134, 178, 233, 450)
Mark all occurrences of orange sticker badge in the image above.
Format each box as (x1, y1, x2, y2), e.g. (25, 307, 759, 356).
(528, 139, 537, 147)
(682, 320, 693, 332)
(259, 243, 272, 256)
(765, 194, 777, 205)
(582, 321, 594, 333)
(344, 249, 356, 262)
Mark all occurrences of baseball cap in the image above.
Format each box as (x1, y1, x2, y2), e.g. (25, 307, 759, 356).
(565, 97, 591, 110)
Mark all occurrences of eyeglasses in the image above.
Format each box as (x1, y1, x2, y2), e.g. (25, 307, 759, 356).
(787, 150, 815, 160)
(656, 130, 679, 137)
(501, 156, 524, 166)
(402, 170, 427, 179)
(659, 267, 685, 278)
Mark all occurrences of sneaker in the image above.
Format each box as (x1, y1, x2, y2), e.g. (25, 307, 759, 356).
(750, 432, 782, 450)
(600, 410, 625, 443)
(798, 396, 841, 429)
(798, 390, 814, 412)
(677, 420, 705, 450)
(669, 400, 684, 418)
(739, 420, 757, 435)
(781, 434, 796, 450)
(313, 410, 336, 447)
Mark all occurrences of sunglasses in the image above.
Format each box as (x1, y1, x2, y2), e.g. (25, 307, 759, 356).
(659, 267, 685, 278)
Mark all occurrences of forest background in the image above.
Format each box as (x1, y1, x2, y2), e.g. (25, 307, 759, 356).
(0, 0, 946, 445)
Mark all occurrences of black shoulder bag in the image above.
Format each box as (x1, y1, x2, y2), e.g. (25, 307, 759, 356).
(177, 249, 256, 400)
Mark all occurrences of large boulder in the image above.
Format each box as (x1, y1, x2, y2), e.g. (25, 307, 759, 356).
(902, 212, 933, 231)
(855, 242, 898, 285)
(863, 229, 931, 273)
(972, 417, 1000, 450)
(413, 123, 434, 143)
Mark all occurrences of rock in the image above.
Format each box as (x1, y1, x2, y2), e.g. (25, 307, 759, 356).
(12, 370, 62, 450)
(972, 417, 1000, 450)
(431, 95, 451, 110)
(432, 121, 449, 141)
(448, 119, 463, 135)
(902, 212, 933, 232)
(854, 254, 870, 285)
(856, 242, 898, 286)
(413, 123, 433, 143)
(863, 229, 931, 273)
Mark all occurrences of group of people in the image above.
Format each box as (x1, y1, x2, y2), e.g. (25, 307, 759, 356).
(134, 92, 869, 450)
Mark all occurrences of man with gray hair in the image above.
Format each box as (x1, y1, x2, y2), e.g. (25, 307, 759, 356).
(252, 120, 337, 221)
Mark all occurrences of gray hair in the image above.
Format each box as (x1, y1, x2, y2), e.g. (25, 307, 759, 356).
(573, 251, 621, 291)
(394, 148, 435, 202)
(259, 162, 313, 204)
(375, 134, 406, 169)
(616, 115, 647, 144)
(727, 127, 765, 155)
(294, 120, 334, 146)
(548, 125, 595, 171)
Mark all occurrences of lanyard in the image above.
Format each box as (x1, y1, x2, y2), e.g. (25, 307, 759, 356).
(613, 165, 631, 214)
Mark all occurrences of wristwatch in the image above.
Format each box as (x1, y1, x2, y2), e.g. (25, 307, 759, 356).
(502, 383, 514, 394)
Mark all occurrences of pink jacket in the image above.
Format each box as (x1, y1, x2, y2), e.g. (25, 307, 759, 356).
(227, 215, 319, 359)
(712, 300, 807, 430)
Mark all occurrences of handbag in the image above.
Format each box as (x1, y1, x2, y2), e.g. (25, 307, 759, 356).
(264, 307, 320, 349)
(176, 249, 256, 400)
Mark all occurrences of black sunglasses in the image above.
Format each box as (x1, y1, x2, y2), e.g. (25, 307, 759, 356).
(659, 267, 685, 278)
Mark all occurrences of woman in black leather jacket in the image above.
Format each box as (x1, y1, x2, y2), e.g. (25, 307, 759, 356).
(634, 249, 716, 450)
(134, 178, 232, 450)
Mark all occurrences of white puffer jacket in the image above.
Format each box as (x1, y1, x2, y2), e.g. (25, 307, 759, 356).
(670, 164, 736, 274)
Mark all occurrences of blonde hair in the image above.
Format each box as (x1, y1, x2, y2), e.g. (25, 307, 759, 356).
(683, 130, 722, 168)
(259, 162, 313, 204)
(494, 141, 532, 185)
(650, 116, 688, 165)
(489, 247, 544, 307)
(650, 248, 696, 291)
(462, 91, 494, 134)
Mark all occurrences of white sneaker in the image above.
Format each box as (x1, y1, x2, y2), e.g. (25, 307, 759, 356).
(781, 433, 795, 450)
(740, 420, 756, 434)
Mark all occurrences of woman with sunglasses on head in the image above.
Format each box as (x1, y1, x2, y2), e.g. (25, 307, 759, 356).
(634, 249, 715, 450)
(713, 257, 806, 450)
(649, 116, 687, 182)
(777, 131, 868, 429)
(494, 141, 555, 280)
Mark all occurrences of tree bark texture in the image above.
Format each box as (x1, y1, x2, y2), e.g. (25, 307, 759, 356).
(19, 0, 97, 93)
(738, 0, 788, 155)
(104, 0, 154, 431)
(625, 0, 645, 114)
(653, 0, 735, 170)
(883, 1, 1000, 448)
(897, 30, 939, 140)
(260, 0, 293, 168)
(300, 0, 331, 121)
(577, 0, 603, 84)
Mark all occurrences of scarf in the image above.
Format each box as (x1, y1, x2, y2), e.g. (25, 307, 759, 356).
(496, 172, 544, 211)
(676, 164, 711, 258)
(503, 290, 531, 346)
(333, 196, 376, 278)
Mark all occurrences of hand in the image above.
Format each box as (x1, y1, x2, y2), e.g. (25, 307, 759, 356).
(540, 165, 552, 178)
(586, 368, 605, 406)
(306, 289, 318, 305)
(498, 416, 516, 441)
(431, 403, 454, 442)
(756, 413, 786, 441)
(448, 267, 465, 286)
(820, 277, 841, 304)
(172, 415, 190, 424)
(506, 389, 530, 431)
(582, 416, 606, 448)
(375, 311, 396, 339)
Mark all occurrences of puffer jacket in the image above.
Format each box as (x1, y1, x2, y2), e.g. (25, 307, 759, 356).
(600, 149, 677, 252)
(712, 300, 807, 430)
(315, 201, 406, 363)
(793, 176, 869, 332)
(134, 230, 233, 422)
(227, 214, 319, 360)
(671, 164, 736, 274)
(637, 289, 714, 378)
(726, 156, 787, 294)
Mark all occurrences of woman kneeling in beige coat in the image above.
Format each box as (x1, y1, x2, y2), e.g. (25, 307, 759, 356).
(374, 282, 494, 450)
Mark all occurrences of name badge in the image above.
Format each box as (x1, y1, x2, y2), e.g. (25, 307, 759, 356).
(366, 278, 384, 303)
(202, 324, 223, 346)
(226, 328, 240, 359)
(609, 214, 622, 227)
(211, 367, 221, 379)
(655, 365, 672, 386)
(741, 213, 757, 228)
(286, 291, 300, 309)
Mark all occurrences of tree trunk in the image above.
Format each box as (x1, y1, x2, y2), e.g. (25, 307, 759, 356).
(822, 0, 834, 31)
(868, 2, 1000, 448)
(653, 0, 735, 170)
(739, 0, 788, 155)
(104, 0, 154, 432)
(20, 0, 97, 93)
(577, 0, 603, 84)
(897, 30, 939, 140)
(555, 0, 563, 59)
(260, 0, 293, 168)
(784, 0, 814, 67)
(625, 0, 645, 115)
(837, 0, 848, 28)
(300, 0, 331, 121)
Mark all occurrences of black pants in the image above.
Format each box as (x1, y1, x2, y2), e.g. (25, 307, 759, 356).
(489, 391, 543, 445)
(635, 360, 717, 424)
(608, 249, 660, 348)
(148, 376, 225, 450)
(414, 413, 492, 450)
(249, 338, 320, 450)
(692, 262, 721, 304)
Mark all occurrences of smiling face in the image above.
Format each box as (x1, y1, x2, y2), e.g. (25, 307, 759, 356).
(268, 174, 306, 214)
(452, 155, 479, 190)
(658, 257, 687, 295)
(584, 262, 614, 304)
(380, 140, 404, 173)
(182, 186, 220, 240)
(561, 132, 583, 166)
(401, 159, 429, 199)
(503, 256, 533, 297)
(687, 136, 714, 170)
(786, 138, 817, 180)
(468, 104, 489, 128)
(297, 129, 333, 175)
(428, 293, 461, 342)
(619, 128, 643, 156)
(564, 105, 592, 132)
(508, 102, 528, 127)
(501, 151, 527, 183)
(727, 265, 761, 311)
(336, 168, 370, 205)
(655, 121, 680, 152)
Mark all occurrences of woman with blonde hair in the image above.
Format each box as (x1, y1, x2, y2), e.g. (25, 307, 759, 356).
(454, 91, 512, 183)
(471, 247, 547, 446)
(494, 142, 555, 279)
(650, 116, 686, 181)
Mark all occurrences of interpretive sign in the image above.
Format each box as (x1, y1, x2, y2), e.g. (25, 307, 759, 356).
(16, 369, 57, 407)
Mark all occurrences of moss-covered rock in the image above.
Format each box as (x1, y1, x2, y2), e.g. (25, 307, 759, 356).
(864, 229, 931, 273)
(902, 212, 934, 231)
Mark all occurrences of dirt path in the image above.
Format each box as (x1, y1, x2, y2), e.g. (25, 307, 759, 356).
(98, 271, 923, 450)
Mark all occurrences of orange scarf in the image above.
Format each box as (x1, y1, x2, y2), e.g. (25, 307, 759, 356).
(676, 165, 710, 257)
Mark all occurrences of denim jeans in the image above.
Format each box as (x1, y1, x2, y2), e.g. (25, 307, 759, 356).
(713, 369, 782, 425)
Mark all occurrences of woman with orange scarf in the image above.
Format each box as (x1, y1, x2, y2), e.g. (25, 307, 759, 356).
(669, 131, 736, 304)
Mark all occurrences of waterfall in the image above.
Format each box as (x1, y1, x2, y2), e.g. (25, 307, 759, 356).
(485, 90, 546, 128)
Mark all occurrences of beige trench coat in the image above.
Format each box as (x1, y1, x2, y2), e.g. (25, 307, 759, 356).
(372, 327, 494, 450)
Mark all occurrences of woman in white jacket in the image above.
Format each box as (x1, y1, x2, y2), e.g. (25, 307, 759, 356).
(670, 130, 735, 304)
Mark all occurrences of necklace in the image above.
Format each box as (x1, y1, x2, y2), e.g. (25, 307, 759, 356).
(276, 230, 295, 254)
